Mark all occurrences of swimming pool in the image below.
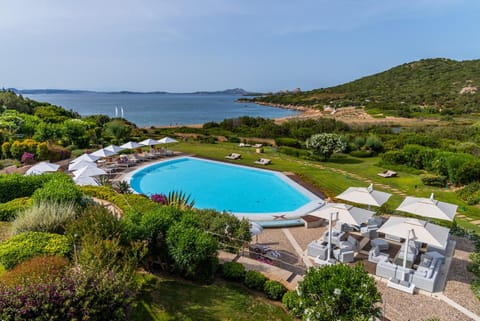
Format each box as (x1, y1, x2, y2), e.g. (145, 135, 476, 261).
(125, 157, 323, 223)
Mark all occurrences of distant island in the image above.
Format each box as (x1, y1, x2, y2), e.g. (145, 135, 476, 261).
(8, 88, 263, 96)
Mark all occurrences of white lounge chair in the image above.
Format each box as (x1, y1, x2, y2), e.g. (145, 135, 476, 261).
(378, 170, 397, 178)
(225, 153, 241, 160)
(254, 158, 271, 165)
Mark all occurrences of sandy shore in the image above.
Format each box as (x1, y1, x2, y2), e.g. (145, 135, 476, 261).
(148, 103, 439, 129)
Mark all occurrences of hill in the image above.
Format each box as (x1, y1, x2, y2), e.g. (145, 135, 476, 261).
(249, 58, 480, 117)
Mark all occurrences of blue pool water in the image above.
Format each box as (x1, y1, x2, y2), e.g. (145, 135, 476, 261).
(128, 157, 320, 216)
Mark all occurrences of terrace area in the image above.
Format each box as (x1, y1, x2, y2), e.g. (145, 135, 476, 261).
(237, 221, 480, 321)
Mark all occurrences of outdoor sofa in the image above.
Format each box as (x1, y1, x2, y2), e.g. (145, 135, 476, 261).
(307, 240, 329, 259)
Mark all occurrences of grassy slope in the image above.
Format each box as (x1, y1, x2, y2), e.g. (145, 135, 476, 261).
(174, 141, 480, 233)
(131, 273, 292, 321)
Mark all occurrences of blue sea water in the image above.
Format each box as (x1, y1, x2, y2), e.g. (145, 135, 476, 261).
(129, 157, 311, 214)
(24, 92, 298, 127)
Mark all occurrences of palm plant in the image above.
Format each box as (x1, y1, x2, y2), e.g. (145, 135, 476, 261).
(165, 190, 195, 209)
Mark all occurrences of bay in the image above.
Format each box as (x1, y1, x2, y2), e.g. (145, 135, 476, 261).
(24, 93, 298, 127)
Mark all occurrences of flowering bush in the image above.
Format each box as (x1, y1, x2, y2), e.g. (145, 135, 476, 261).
(151, 193, 167, 205)
(0, 267, 136, 321)
(21, 152, 34, 164)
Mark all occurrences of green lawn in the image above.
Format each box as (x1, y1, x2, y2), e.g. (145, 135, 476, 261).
(174, 141, 480, 233)
(131, 273, 292, 321)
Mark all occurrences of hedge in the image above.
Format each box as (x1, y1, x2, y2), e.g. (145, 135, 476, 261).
(421, 174, 447, 187)
(244, 270, 267, 291)
(0, 232, 71, 269)
(0, 197, 32, 221)
(263, 280, 287, 300)
(32, 177, 84, 206)
(79, 185, 159, 215)
(274, 137, 301, 148)
(0, 173, 63, 203)
(222, 261, 245, 281)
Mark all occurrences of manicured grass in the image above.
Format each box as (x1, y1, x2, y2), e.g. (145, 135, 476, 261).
(0, 222, 11, 242)
(174, 141, 480, 233)
(130, 273, 292, 321)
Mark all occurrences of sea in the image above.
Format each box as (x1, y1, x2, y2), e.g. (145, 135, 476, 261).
(24, 92, 298, 127)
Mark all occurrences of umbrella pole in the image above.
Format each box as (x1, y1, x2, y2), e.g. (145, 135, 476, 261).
(402, 229, 410, 281)
(327, 212, 333, 262)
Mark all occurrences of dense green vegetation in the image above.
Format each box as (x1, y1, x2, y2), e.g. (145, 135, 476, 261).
(247, 58, 480, 116)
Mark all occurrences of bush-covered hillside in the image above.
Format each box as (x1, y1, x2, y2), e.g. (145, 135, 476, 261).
(250, 58, 480, 116)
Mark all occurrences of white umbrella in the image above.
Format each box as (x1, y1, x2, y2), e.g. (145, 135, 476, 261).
(68, 159, 95, 171)
(71, 153, 100, 163)
(158, 137, 178, 144)
(378, 216, 450, 280)
(309, 203, 375, 262)
(396, 193, 457, 222)
(73, 176, 99, 186)
(336, 183, 392, 209)
(91, 148, 116, 158)
(309, 203, 375, 226)
(139, 138, 160, 146)
(249, 222, 264, 243)
(25, 162, 60, 176)
(104, 144, 125, 153)
(73, 165, 107, 178)
(120, 141, 143, 149)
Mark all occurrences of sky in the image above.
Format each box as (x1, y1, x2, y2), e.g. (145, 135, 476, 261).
(1, 0, 479, 92)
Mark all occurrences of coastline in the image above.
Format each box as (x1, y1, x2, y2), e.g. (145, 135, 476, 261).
(148, 101, 439, 129)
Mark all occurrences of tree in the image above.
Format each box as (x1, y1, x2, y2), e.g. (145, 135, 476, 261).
(306, 133, 346, 161)
(104, 120, 131, 144)
(292, 264, 381, 321)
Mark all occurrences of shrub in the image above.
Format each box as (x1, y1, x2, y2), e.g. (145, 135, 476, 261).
(67, 204, 124, 243)
(278, 146, 309, 158)
(282, 290, 302, 318)
(0, 173, 57, 203)
(0, 197, 32, 221)
(0, 267, 136, 321)
(21, 152, 34, 164)
(263, 280, 287, 300)
(32, 177, 84, 206)
(275, 137, 300, 148)
(222, 261, 245, 281)
(80, 185, 159, 215)
(36, 142, 49, 161)
(0, 232, 71, 269)
(11, 202, 78, 235)
(421, 174, 448, 187)
(166, 222, 218, 281)
(227, 136, 241, 143)
(244, 270, 267, 291)
(1, 142, 10, 159)
(456, 161, 480, 185)
(457, 182, 480, 205)
(349, 150, 374, 158)
(47, 143, 71, 162)
(0, 255, 69, 287)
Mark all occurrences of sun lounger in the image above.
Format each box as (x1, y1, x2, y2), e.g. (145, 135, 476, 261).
(254, 158, 271, 165)
(239, 143, 251, 147)
(378, 170, 397, 178)
(225, 153, 241, 160)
